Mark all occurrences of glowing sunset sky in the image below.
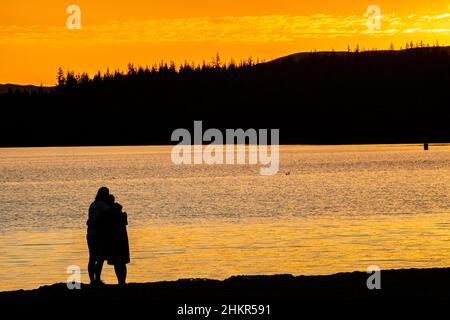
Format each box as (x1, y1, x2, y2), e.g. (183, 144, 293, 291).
(1, 0, 449, 85)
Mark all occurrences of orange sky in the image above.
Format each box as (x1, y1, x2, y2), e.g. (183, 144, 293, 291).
(1, 0, 449, 85)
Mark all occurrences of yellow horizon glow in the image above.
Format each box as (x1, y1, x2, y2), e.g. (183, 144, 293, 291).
(1, 0, 449, 85)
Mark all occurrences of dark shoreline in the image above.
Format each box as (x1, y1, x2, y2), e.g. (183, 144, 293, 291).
(2, 267, 450, 302)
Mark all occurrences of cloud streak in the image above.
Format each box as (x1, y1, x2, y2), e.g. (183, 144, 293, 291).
(1, 12, 449, 45)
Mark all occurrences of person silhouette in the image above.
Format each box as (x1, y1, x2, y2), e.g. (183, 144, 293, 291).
(87, 187, 110, 285)
(104, 194, 130, 285)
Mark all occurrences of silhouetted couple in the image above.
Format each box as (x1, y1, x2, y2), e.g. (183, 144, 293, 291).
(87, 187, 130, 285)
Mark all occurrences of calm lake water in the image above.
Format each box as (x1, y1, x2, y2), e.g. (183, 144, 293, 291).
(1, 145, 450, 291)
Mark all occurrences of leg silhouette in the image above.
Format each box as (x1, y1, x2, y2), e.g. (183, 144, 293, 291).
(88, 257, 96, 283)
(114, 264, 127, 285)
(94, 259, 105, 283)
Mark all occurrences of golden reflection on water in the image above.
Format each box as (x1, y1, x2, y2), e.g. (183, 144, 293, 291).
(2, 214, 450, 291)
(0, 145, 450, 291)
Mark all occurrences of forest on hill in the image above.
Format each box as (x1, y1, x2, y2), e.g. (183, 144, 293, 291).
(1, 46, 449, 147)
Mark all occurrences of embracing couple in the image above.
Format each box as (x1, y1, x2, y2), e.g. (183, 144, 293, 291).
(87, 187, 130, 285)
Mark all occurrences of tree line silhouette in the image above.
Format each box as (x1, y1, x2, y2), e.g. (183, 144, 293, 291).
(1, 46, 449, 147)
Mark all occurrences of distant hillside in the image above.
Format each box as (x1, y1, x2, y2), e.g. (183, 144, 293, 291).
(270, 46, 450, 64)
(0, 84, 54, 94)
(0, 46, 449, 147)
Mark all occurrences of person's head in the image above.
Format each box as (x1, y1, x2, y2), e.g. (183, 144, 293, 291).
(113, 203, 123, 212)
(95, 187, 110, 202)
(106, 194, 115, 207)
